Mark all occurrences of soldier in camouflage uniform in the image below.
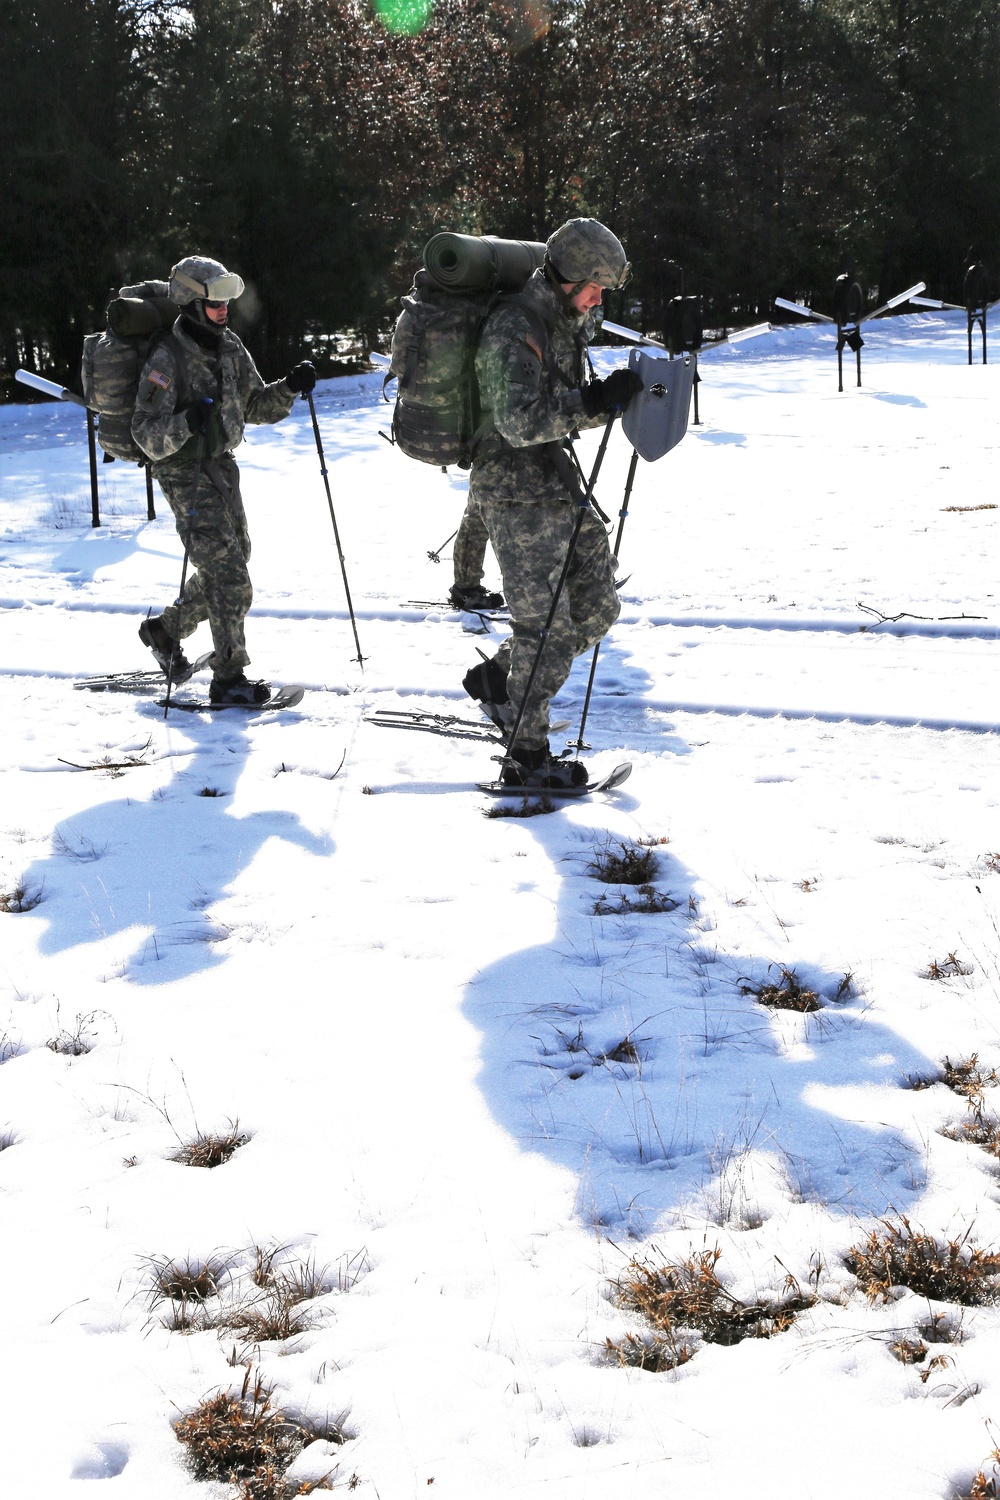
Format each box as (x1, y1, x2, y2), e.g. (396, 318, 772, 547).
(462, 219, 642, 788)
(132, 255, 316, 705)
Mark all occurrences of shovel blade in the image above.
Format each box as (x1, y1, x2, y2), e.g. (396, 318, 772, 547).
(622, 350, 695, 461)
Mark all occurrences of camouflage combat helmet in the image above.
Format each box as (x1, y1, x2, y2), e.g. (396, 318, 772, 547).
(545, 219, 630, 291)
(169, 255, 245, 306)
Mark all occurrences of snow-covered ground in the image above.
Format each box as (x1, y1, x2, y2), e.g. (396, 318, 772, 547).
(1, 312, 998, 1499)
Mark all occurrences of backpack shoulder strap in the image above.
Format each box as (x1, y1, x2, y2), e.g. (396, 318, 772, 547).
(147, 328, 190, 409)
(468, 291, 554, 454)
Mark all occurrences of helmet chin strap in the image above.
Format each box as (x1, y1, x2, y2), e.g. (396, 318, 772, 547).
(543, 257, 589, 317)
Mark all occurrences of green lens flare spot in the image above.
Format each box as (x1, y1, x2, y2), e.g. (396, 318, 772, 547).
(374, 0, 433, 34)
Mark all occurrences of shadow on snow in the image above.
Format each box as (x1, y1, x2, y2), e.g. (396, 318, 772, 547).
(24, 708, 333, 984)
(463, 637, 935, 1238)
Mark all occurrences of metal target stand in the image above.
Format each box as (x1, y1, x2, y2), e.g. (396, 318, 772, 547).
(906, 261, 995, 365)
(775, 256, 926, 390)
(604, 263, 771, 423)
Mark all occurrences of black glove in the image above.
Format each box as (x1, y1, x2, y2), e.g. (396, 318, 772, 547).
(580, 368, 644, 419)
(184, 400, 212, 434)
(286, 360, 317, 394)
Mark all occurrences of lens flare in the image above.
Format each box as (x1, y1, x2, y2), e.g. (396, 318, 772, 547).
(374, 0, 433, 35)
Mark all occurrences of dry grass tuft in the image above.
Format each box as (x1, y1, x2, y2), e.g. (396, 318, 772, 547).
(172, 1122, 249, 1168)
(484, 796, 555, 819)
(942, 1055, 999, 1099)
(251, 1243, 285, 1289)
(846, 1218, 1000, 1305)
(226, 1298, 312, 1345)
(596, 1036, 641, 1066)
(174, 1370, 345, 1498)
(923, 952, 974, 980)
(905, 1071, 939, 1091)
(593, 885, 680, 915)
(249, 1246, 333, 1301)
(906, 1054, 1000, 1097)
(941, 1117, 1000, 1159)
(604, 1331, 692, 1372)
(918, 1310, 963, 1344)
(888, 1336, 928, 1364)
(225, 1248, 334, 1349)
(198, 786, 225, 798)
(613, 1247, 814, 1354)
(983, 853, 1000, 875)
(0, 883, 43, 913)
(46, 1009, 103, 1056)
(147, 1254, 228, 1307)
(958, 1454, 1000, 1500)
(588, 839, 658, 885)
(739, 966, 821, 1013)
(280, 1258, 332, 1306)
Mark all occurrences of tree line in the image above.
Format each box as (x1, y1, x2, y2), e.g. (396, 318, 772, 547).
(2, 0, 998, 393)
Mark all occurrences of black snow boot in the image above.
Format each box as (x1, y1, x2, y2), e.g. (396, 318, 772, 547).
(500, 743, 589, 789)
(139, 616, 193, 680)
(462, 656, 511, 735)
(209, 674, 272, 706)
(449, 583, 505, 611)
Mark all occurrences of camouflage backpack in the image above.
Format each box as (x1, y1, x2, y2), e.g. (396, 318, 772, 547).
(387, 237, 549, 470)
(81, 281, 188, 463)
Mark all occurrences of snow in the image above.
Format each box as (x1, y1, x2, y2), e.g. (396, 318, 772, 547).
(0, 310, 999, 1499)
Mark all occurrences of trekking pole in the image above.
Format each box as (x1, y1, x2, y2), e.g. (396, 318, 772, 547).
(163, 402, 211, 719)
(86, 409, 101, 527)
(306, 390, 366, 669)
(500, 416, 618, 770)
(568, 447, 640, 753)
(427, 528, 458, 564)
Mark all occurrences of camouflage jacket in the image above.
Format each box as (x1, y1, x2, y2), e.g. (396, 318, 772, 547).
(132, 319, 295, 469)
(470, 269, 605, 506)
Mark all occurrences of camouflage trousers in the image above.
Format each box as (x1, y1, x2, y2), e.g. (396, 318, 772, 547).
(154, 453, 252, 681)
(452, 491, 492, 588)
(480, 497, 619, 750)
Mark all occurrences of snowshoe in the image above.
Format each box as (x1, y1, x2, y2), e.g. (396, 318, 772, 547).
(449, 583, 506, 612)
(208, 674, 272, 706)
(139, 616, 192, 680)
(500, 743, 589, 790)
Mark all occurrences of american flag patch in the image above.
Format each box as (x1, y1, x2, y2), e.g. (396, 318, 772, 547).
(147, 369, 171, 390)
(524, 333, 543, 362)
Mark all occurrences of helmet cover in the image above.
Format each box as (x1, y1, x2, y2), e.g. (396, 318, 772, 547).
(545, 219, 630, 290)
(169, 255, 245, 305)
